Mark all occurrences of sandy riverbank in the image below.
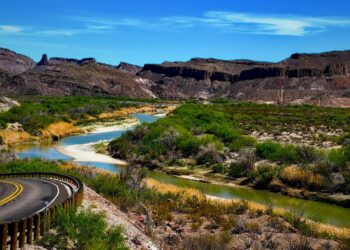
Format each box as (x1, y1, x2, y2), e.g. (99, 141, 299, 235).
(56, 144, 128, 165)
(86, 120, 140, 134)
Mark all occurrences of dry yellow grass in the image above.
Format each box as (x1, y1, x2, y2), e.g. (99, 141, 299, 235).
(280, 166, 325, 188)
(146, 178, 350, 239)
(98, 106, 157, 119)
(59, 162, 114, 176)
(146, 178, 206, 200)
(0, 130, 38, 145)
(0, 121, 81, 145)
(41, 121, 83, 140)
(162, 105, 177, 113)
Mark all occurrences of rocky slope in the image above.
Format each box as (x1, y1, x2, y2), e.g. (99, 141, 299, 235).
(0, 51, 154, 97)
(140, 51, 350, 106)
(0, 48, 350, 106)
(0, 48, 35, 75)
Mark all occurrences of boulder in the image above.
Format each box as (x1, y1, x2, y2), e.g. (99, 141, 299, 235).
(117, 62, 142, 74)
(0, 148, 17, 163)
(330, 172, 346, 190)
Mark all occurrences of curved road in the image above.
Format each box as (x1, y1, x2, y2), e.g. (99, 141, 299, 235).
(0, 178, 71, 222)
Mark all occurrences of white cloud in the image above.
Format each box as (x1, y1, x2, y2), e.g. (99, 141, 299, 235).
(37, 24, 115, 36)
(1, 12, 350, 37)
(152, 12, 350, 36)
(65, 16, 144, 27)
(202, 12, 350, 36)
(0, 25, 23, 34)
(37, 29, 78, 36)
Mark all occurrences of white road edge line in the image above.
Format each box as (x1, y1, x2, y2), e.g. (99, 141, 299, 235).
(33, 179, 60, 215)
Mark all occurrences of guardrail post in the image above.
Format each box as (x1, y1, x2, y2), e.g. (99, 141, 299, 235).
(63, 201, 68, 212)
(40, 212, 45, 235)
(10, 221, 18, 250)
(47, 208, 51, 229)
(0, 223, 8, 250)
(34, 214, 40, 241)
(51, 206, 56, 222)
(19, 219, 26, 248)
(27, 217, 33, 245)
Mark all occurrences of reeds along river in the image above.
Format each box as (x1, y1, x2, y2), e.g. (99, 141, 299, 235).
(16, 113, 350, 228)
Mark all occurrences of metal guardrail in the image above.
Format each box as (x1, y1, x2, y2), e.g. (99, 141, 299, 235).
(0, 172, 84, 250)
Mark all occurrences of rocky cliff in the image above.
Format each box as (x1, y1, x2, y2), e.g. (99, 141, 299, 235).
(0, 48, 350, 107)
(0, 49, 154, 98)
(139, 51, 350, 106)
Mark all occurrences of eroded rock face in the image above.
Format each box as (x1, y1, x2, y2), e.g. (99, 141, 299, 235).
(0, 48, 35, 75)
(37, 54, 49, 66)
(1, 47, 350, 107)
(139, 50, 350, 106)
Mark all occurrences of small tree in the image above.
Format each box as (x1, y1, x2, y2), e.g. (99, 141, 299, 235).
(158, 128, 179, 160)
(119, 160, 146, 191)
(119, 160, 154, 232)
(229, 147, 256, 178)
(196, 144, 224, 165)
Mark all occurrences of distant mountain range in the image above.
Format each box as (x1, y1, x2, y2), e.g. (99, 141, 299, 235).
(1, 47, 350, 107)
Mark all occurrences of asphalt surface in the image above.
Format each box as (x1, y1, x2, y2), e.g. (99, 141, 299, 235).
(0, 178, 71, 222)
(0, 181, 16, 203)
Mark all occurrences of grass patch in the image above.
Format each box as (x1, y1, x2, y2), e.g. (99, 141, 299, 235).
(40, 208, 128, 250)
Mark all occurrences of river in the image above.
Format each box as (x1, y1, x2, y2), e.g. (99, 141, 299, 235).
(16, 113, 350, 228)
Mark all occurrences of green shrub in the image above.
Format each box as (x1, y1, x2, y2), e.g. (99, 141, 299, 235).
(40, 208, 128, 250)
(212, 164, 226, 174)
(248, 163, 277, 185)
(329, 146, 350, 170)
(256, 141, 298, 163)
(277, 145, 298, 163)
(206, 123, 240, 143)
(229, 148, 256, 178)
(196, 144, 223, 165)
(338, 133, 350, 146)
(108, 138, 135, 159)
(296, 145, 318, 164)
(198, 134, 224, 150)
(229, 136, 257, 152)
(229, 161, 248, 178)
(256, 141, 282, 159)
(177, 135, 201, 157)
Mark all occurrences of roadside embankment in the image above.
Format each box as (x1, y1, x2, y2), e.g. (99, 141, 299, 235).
(82, 185, 157, 250)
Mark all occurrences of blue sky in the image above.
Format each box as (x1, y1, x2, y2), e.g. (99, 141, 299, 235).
(1, 0, 350, 65)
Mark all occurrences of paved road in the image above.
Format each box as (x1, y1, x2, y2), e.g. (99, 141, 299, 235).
(0, 178, 71, 222)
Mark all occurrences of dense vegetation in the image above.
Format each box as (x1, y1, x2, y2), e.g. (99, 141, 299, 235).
(0, 96, 159, 134)
(210, 99, 350, 133)
(109, 102, 350, 197)
(1, 159, 348, 249)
